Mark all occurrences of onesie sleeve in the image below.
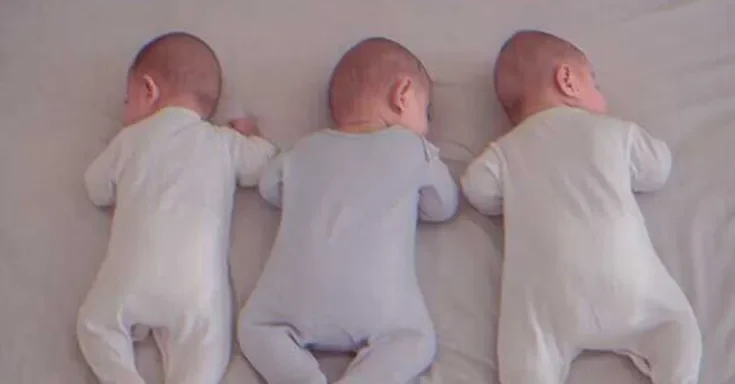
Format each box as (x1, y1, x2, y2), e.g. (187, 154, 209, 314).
(628, 124, 672, 192)
(258, 152, 285, 208)
(232, 134, 278, 188)
(84, 135, 123, 207)
(460, 143, 504, 216)
(418, 138, 459, 222)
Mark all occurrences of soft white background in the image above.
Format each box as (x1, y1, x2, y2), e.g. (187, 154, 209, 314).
(1, 0, 734, 383)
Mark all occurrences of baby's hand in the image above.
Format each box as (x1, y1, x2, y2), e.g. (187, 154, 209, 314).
(228, 117, 260, 136)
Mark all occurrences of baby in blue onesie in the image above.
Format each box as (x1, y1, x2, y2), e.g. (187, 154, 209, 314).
(238, 37, 459, 384)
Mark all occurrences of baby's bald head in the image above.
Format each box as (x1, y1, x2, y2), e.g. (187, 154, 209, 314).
(328, 37, 431, 130)
(129, 32, 222, 119)
(494, 30, 591, 124)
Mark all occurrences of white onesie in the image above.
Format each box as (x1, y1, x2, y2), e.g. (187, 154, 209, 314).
(237, 127, 458, 384)
(461, 107, 701, 384)
(77, 107, 276, 384)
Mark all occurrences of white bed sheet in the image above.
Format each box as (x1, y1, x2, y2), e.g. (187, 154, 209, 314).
(1, 0, 734, 383)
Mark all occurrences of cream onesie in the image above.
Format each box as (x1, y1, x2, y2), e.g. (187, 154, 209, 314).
(77, 107, 276, 384)
(461, 107, 701, 384)
(238, 127, 459, 384)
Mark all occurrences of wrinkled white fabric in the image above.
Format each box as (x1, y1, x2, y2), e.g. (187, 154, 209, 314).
(77, 107, 277, 384)
(238, 127, 459, 384)
(461, 107, 701, 384)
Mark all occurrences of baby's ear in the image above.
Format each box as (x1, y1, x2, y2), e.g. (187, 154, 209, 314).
(555, 64, 579, 98)
(141, 74, 160, 103)
(390, 77, 413, 114)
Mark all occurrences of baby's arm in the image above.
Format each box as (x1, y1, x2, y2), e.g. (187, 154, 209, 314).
(628, 124, 672, 192)
(418, 139, 459, 222)
(84, 136, 122, 207)
(460, 143, 504, 216)
(228, 118, 278, 188)
(258, 153, 285, 208)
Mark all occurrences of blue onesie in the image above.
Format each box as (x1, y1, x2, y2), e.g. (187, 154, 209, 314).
(238, 126, 459, 384)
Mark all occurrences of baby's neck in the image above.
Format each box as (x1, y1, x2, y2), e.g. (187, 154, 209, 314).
(515, 97, 568, 126)
(157, 95, 206, 119)
(338, 124, 386, 134)
(336, 116, 391, 134)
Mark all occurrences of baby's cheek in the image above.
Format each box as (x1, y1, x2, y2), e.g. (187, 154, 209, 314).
(596, 93, 608, 114)
(417, 110, 430, 133)
(123, 104, 144, 126)
(122, 108, 134, 126)
(584, 91, 607, 115)
(414, 119, 429, 136)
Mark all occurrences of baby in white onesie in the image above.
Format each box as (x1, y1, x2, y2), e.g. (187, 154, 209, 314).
(77, 32, 276, 384)
(461, 30, 701, 384)
(237, 37, 459, 384)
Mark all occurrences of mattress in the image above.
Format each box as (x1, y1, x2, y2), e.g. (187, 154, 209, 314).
(1, 0, 734, 383)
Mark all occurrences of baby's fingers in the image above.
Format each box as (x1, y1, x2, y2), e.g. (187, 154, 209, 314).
(228, 116, 260, 136)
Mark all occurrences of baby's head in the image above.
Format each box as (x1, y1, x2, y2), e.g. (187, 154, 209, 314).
(494, 30, 607, 126)
(328, 37, 432, 135)
(124, 32, 222, 126)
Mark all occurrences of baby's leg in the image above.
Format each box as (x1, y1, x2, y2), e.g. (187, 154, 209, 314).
(154, 307, 232, 384)
(77, 292, 144, 384)
(617, 312, 702, 384)
(335, 326, 436, 384)
(497, 303, 577, 384)
(238, 312, 327, 384)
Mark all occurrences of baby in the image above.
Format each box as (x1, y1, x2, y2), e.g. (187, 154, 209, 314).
(461, 30, 702, 383)
(237, 37, 459, 383)
(77, 32, 277, 384)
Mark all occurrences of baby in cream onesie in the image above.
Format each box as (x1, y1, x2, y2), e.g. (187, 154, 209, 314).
(237, 37, 458, 384)
(462, 30, 701, 384)
(77, 32, 276, 384)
